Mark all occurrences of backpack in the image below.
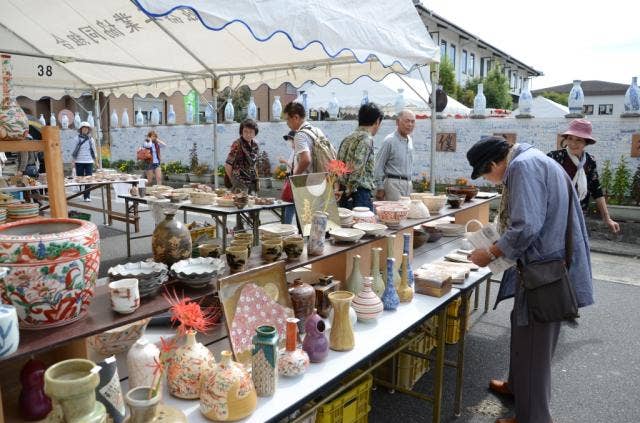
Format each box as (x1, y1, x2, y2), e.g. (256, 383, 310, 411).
(298, 125, 337, 173)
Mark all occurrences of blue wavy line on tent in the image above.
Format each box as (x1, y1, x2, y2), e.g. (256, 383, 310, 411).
(132, 1, 414, 73)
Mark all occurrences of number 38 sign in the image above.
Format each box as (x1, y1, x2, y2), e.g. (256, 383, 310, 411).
(37, 64, 53, 77)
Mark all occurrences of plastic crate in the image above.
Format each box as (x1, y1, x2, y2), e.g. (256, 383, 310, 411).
(315, 372, 372, 423)
(445, 297, 471, 344)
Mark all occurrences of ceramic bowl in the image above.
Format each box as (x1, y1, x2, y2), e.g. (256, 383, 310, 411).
(190, 191, 217, 205)
(447, 194, 465, 209)
(375, 205, 409, 227)
(329, 227, 366, 243)
(233, 195, 249, 209)
(446, 185, 479, 202)
(259, 223, 298, 238)
(261, 239, 283, 262)
(198, 242, 223, 258)
(226, 246, 248, 273)
(171, 257, 226, 288)
(352, 222, 387, 237)
(351, 207, 376, 224)
(283, 235, 304, 260)
(108, 261, 168, 280)
(216, 198, 235, 207)
(417, 194, 448, 213)
(413, 229, 430, 248)
(422, 225, 444, 242)
(88, 318, 151, 356)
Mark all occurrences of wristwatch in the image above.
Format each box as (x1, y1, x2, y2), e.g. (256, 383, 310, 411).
(486, 249, 497, 262)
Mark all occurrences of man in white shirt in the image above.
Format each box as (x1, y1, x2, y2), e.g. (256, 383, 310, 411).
(284, 102, 314, 176)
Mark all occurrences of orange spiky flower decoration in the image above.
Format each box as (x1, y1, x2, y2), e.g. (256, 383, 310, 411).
(324, 159, 352, 211)
(163, 287, 221, 336)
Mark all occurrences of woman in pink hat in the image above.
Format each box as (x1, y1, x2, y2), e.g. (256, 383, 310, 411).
(547, 119, 620, 234)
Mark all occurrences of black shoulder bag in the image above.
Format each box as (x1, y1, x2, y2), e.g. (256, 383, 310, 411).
(518, 179, 579, 323)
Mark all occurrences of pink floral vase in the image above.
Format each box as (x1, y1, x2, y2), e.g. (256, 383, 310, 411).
(167, 330, 215, 399)
(277, 317, 309, 377)
(0, 218, 100, 329)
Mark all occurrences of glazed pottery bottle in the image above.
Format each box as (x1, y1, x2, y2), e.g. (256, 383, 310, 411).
(110, 109, 118, 128)
(205, 103, 214, 123)
(328, 92, 339, 119)
(518, 79, 533, 115)
(74, 111, 81, 129)
(124, 386, 187, 423)
(121, 108, 130, 127)
(19, 359, 52, 420)
(289, 278, 316, 334)
(352, 277, 383, 323)
(135, 108, 144, 126)
(473, 83, 486, 116)
(624, 76, 640, 112)
(400, 233, 415, 287)
(44, 358, 106, 423)
(278, 317, 310, 377)
(247, 96, 258, 120)
(272, 96, 282, 121)
(167, 104, 176, 125)
(308, 211, 328, 256)
(568, 80, 584, 115)
(0, 303, 19, 357)
(38, 114, 46, 126)
(50, 112, 57, 127)
(370, 247, 385, 298)
(345, 254, 363, 296)
(152, 211, 192, 267)
(252, 325, 279, 397)
(150, 106, 160, 125)
(302, 309, 329, 362)
(397, 254, 414, 303)
(126, 338, 160, 389)
(96, 356, 125, 423)
(60, 113, 68, 129)
(167, 330, 215, 399)
(328, 291, 355, 351)
(200, 350, 257, 421)
(186, 102, 194, 124)
(382, 257, 400, 311)
(224, 98, 235, 123)
(394, 88, 405, 115)
(87, 111, 95, 128)
(361, 90, 369, 106)
(0, 54, 29, 140)
(382, 235, 401, 289)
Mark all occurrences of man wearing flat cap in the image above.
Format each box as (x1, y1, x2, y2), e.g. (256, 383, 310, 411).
(466, 137, 593, 423)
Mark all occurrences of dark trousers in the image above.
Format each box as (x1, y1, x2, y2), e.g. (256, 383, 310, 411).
(75, 162, 93, 200)
(338, 187, 372, 210)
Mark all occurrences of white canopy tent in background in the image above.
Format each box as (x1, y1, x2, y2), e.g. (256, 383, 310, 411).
(299, 73, 471, 117)
(0, 0, 441, 187)
(512, 96, 569, 118)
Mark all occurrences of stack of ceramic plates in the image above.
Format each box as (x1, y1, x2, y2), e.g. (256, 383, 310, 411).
(352, 222, 387, 237)
(338, 207, 354, 227)
(7, 202, 39, 220)
(259, 223, 298, 239)
(171, 257, 226, 289)
(434, 223, 465, 237)
(108, 261, 169, 298)
(0, 208, 6, 224)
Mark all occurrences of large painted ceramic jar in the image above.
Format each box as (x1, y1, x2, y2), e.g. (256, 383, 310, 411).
(0, 218, 100, 329)
(0, 54, 29, 140)
(152, 211, 192, 267)
(200, 350, 257, 421)
(167, 330, 215, 399)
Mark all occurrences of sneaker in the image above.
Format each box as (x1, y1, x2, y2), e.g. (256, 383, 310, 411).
(84, 198, 92, 202)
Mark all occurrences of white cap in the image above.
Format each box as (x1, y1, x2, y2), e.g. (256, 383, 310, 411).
(79, 121, 92, 129)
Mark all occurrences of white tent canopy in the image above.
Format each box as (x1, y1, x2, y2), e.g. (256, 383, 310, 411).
(0, 0, 439, 99)
(512, 96, 569, 118)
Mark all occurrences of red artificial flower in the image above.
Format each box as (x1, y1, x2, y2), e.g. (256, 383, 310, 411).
(159, 336, 177, 354)
(146, 356, 163, 377)
(163, 288, 220, 335)
(325, 159, 352, 177)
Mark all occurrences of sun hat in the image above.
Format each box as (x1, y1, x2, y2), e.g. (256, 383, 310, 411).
(283, 130, 296, 141)
(467, 136, 511, 179)
(561, 119, 596, 145)
(79, 121, 92, 129)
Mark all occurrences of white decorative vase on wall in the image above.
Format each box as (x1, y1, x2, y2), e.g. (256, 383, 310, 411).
(135, 108, 144, 126)
(50, 113, 57, 127)
(87, 111, 94, 128)
(361, 90, 369, 105)
(110, 110, 118, 128)
(247, 96, 257, 120)
(38, 114, 46, 126)
(205, 103, 214, 123)
(60, 114, 68, 129)
(567, 80, 584, 116)
(473, 83, 487, 117)
(623, 76, 640, 115)
(121, 109, 130, 128)
(272, 96, 282, 121)
(185, 103, 194, 124)
(394, 89, 405, 115)
(224, 99, 234, 123)
(328, 92, 339, 120)
(517, 79, 534, 117)
(167, 104, 176, 125)
(73, 112, 81, 129)
(150, 106, 160, 125)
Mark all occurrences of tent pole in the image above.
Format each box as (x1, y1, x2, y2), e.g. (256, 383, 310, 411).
(426, 65, 439, 195)
(93, 91, 107, 225)
(212, 79, 219, 189)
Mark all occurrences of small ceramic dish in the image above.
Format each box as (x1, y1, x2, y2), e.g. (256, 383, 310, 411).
(108, 261, 168, 279)
(352, 222, 387, 237)
(259, 223, 298, 237)
(88, 318, 151, 356)
(447, 194, 465, 209)
(329, 227, 366, 243)
(171, 257, 226, 288)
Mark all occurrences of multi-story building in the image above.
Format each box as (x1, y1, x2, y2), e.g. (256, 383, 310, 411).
(532, 80, 630, 117)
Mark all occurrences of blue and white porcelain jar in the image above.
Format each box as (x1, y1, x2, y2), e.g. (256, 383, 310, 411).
(272, 96, 282, 121)
(247, 96, 258, 120)
(224, 98, 235, 123)
(568, 80, 584, 115)
(381, 257, 400, 311)
(518, 79, 533, 115)
(328, 92, 339, 119)
(624, 76, 640, 113)
(473, 83, 486, 116)
(308, 211, 328, 256)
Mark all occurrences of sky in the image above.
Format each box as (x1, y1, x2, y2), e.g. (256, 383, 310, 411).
(421, 0, 640, 90)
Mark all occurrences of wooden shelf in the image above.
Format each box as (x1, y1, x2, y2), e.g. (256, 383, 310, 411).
(0, 140, 45, 152)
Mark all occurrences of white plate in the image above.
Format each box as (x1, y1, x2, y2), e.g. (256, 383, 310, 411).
(329, 227, 365, 242)
(171, 257, 226, 278)
(108, 261, 168, 278)
(259, 223, 298, 236)
(352, 222, 387, 237)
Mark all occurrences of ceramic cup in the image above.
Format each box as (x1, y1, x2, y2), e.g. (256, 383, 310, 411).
(261, 239, 283, 262)
(226, 246, 248, 273)
(198, 242, 223, 258)
(108, 278, 140, 315)
(234, 232, 255, 245)
(230, 239, 252, 256)
(283, 235, 304, 260)
(0, 303, 19, 357)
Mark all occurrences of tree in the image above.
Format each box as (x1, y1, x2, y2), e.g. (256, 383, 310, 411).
(438, 57, 459, 99)
(459, 77, 483, 108)
(483, 65, 512, 110)
(220, 85, 251, 122)
(600, 160, 613, 199)
(611, 155, 631, 204)
(539, 91, 569, 106)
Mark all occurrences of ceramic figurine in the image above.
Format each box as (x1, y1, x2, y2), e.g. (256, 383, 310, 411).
(302, 309, 329, 362)
(272, 96, 282, 121)
(278, 317, 310, 377)
(328, 291, 355, 351)
(167, 330, 215, 399)
(152, 211, 192, 267)
(381, 257, 400, 310)
(308, 211, 329, 256)
(397, 254, 414, 302)
(96, 356, 125, 423)
(0, 302, 18, 357)
(370, 247, 385, 298)
(345, 254, 363, 295)
(124, 386, 187, 423)
(252, 325, 279, 397)
(289, 278, 316, 334)
(126, 338, 160, 389)
(0, 54, 29, 140)
(19, 359, 52, 421)
(352, 277, 383, 323)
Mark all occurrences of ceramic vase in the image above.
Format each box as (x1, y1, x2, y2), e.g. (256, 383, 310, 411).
(167, 105, 176, 125)
(394, 88, 406, 115)
(247, 96, 257, 120)
(96, 356, 125, 423)
(272, 96, 282, 121)
(302, 310, 329, 362)
(0, 218, 100, 329)
(361, 90, 369, 105)
(624, 76, 640, 113)
(328, 92, 339, 119)
(568, 80, 584, 115)
(0, 303, 18, 357)
(302, 92, 309, 118)
(87, 111, 95, 128)
(278, 317, 310, 377)
(382, 257, 400, 310)
(400, 233, 415, 287)
(38, 114, 46, 126)
(19, 359, 52, 421)
(186, 103, 194, 124)
(382, 235, 400, 290)
(200, 350, 257, 421)
(328, 291, 355, 351)
(308, 211, 328, 256)
(150, 106, 160, 125)
(205, 103, 214, 123)
(370, 247, 385, 298)
(251, 325, 278, 397)
(289, 278, 316, 334)
(224, 98, 235, 123)
(135, 108, 144, 126)
(124, 386, 187, 423)
(0, 54, 29, 140)
(121, 109, 130, 127)
(345, 254, 363, 295)
(60, 113, 68, 129)
(397, 254, 414, 302)
(167, 330, 215, 399)
(518, 79, 533, 116)
(126, 338, 160, 389)
(44, 358, 107, 423)
(152, 211, 192, 267)
(473, 83, 486, 116)
(352, 277, 383, 323)
(110, 110, 118, 128)
(50, 112, 58, 127)
(74, 111, 82, 129)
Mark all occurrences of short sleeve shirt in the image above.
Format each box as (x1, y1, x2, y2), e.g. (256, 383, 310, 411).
(293, 125, 313, 172)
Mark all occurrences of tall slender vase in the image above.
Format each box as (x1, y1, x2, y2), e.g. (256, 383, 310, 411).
(370, 247, 385, 298)
(247, 96, 257, 120)
(167, 330, 215, 399)
(397, 254, 414, 302)
(394, 88, 406, 115)
(278, 318, 310, 377)
(51, 112, 58, 127)
(352, 277, 383, 323)
(624, 76, 640, 113)
(381, 258, 400, 310)
(0, 54, 29, 140)
(135, 108, 144, 126)
(328, 92, 339, 119)
(110, 110, 119, 128)
(121, 109, 130, 128)
(302, 310, 329, 362)
(205, 103, 214, 123)
(185, 103, 194, 124)
(150, 107, 160, 125)
(328, 291, 355, 351)
(124, 386, 186, 423)
(289, 279, 316, 334)
(400, 233, 414, 287)
(252, 325, 279, 397)
(224, 99, 235, 123)
(167, 105, 176, 125)
(345, 254, 363, 295)
(59, 114, 67, 129)
(272, 96, 282, 121)
(382, 235, 400, 290)
(87, 111, 95, 128)
(308, 211, 328, 256)
(568, 80, 584, 116)
(473, 83, 486, 117)
(38, 114, 46, 126)
(74, 111, 82, 129)
(361, 90, 369, 105)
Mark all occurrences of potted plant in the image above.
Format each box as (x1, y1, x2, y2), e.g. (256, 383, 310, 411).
(163, 161, 190, 183)
(216, 164, 227, 187)
(186, 143, 213, 184)
(605, 156, 640, 221)
(412, 172, 430, 193)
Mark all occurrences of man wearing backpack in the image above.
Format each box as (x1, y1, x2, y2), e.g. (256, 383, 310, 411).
(337, 103, 384, 210)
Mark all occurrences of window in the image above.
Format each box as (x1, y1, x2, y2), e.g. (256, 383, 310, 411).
(449, 44, 456, 68)
(583, 104, 594, 115)
(440, 40, 447, 59)
(462, 50, 468, 75)
(469, 53, 475, 76)
(598, 104, 613, 115)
